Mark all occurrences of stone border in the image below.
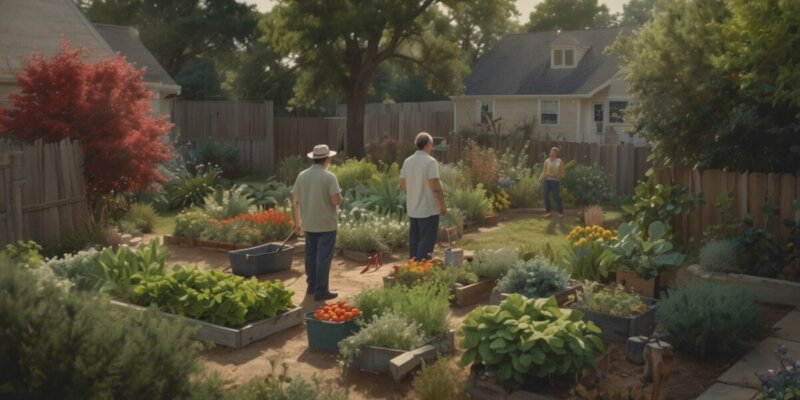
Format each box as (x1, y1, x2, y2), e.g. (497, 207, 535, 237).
(680, 264, 800, 308)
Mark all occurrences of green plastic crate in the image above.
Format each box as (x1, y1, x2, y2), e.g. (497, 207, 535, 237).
(304, 312, 361, 352)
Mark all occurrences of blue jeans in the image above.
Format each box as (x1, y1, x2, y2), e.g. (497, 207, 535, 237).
(543, 179, 564, 214)
(409, 215, 439, 261)
(304, 231, 336, 296)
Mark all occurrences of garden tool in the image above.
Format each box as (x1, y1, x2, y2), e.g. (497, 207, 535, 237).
(443, 224, 464, 267)
(359, 253, 383, 274)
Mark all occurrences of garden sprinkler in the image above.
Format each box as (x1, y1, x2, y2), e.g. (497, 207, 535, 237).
(359, 253, 383, 274)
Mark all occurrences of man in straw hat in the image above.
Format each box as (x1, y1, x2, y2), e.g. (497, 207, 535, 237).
(292, 144, 342, 301)
(400, 132, 447, 261)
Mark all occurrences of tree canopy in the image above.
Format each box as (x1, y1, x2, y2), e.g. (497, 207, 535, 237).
(609, 0, 800, 173)
(620, 0, 657, 26)
(263, 0, 470, 158)
(525, 0, 615, 32)
(447, 0, 520, 64)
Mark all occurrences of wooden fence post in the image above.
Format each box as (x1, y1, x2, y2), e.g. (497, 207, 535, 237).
(9, 150, 24, 242)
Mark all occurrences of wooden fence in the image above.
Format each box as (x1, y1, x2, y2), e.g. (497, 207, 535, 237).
(274, 118, 347, 162)
(444, 134, 651, 196)
(364, 112, 453, 144)
(655, 167, 800, 243)
(336, 101, 453, 116)
(0, 139, 89, 247)
(171, 100, 274, 140)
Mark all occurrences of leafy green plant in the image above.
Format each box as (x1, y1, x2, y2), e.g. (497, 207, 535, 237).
(506, 175, 541, 209)
(352, 281, 451, 338)
(736, 205, 793, 279)
(0, 258, 207, 399)
(1, 240, 43, 269)
(276, 155, 308, 185)
(165, 163, 220, 209)
(600, 221, 686, 280)
(339, 312, 426, 366)
(441, 207, 465, 229)
(93, 239, 169, 298)
(703, 192, 743, 241)
(174, 210, 214, 238)
(458, 295, 604, 389)
(569, 281, 647, 318)
(185, 141, 240, 177)
(202, 185, 255, 219)
(699, 239, 742, 273)
(656, 283, 762, 357)
(132, 265, 294, 327)
(561, 225, 616, 282)
(40, 226, 107, 259)
(495, 257, 570, 299)
(756, 345, 800, 400)
(365, 137, 414, 166)
(336, 209, 408, 252)
(517, 242, 557, 263)
(330, 158, 378, 192)
(438, 163, 470, 191)
(622, 169, 701, 238)
(412, 358, 466, 400)
(431, 265, 478, 289)
(468, 248, 519, 280)
(243, 177, 292, 209)
(43, 248, 103, 291)
(123, 202, 158, 233)
(365, 166, 405, 216)
(447, 184, 490, 223)
(230, 360, 347, 400)
(561, 161, 617, 206)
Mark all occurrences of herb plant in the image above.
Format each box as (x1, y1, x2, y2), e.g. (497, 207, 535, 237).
(495, 257, 570, 299)
(458, 295, 604, 389)
(446, 184, 491, 223)
(569, 281, 647, 317)
(352, 281, 450, 338)
(1, 240, 43, 269)
(600, 221, 686, 280)
(656, 283, 762, 357)
(699, 239, 742, 273)
(339, 312, 426, 366)
(412, 358, 466, 400)
(469, 248, 519, 280)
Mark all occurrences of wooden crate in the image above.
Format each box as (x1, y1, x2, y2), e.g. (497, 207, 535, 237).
(453, 279, 496, 307)
(111, 300, 304, 348)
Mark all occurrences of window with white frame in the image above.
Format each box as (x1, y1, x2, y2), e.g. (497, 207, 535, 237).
(551, 48, 576, 68)
(480, 99, 493, 124)
(540, 100, 559, 125)
(609, 100, 629, 123)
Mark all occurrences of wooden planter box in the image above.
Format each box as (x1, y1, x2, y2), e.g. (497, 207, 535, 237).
(349, 330, 455, 375)
(489, 286, 579, 306)
(578, 297, 658, 342)
(483, 214, 499, 226)
(452, 279, 496, 307)
(111, 300, 304, 348)
(680, 264, 800, 308)
(341, 249, 388, 263)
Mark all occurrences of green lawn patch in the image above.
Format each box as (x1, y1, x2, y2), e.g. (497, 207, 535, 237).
(153, 210, 179, 236)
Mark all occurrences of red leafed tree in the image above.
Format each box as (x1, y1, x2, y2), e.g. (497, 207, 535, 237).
(0, 41, 172, 196)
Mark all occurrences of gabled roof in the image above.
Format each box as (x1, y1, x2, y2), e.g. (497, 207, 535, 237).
(92, 24, 177, 88)
(463, 26, 637, 96)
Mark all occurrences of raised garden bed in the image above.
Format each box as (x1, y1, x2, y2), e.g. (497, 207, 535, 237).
(111, 300, 304, 348)
(452, 279, 496, 307)
(489, 285, 579, 307)
(349, 330, 455, 376)
(229, 243, 294, 277)
(162, 235, 194, 247)
(616, 270, 678, 298)
(162, 235, 251, 252)
(680, 264, 800, 308)
(578, 297, 658, 342)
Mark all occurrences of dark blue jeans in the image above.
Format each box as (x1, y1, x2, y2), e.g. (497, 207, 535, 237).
(409, 215, 439, 261)
(543, 179, 564, 214)
(304, 230, 337, 296)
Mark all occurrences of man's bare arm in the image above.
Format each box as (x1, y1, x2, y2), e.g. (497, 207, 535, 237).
(330, 193, 343, 206)
(400, 178, 407, 191)
(293, 192, 303, 235)
(429, 178, 447, 215)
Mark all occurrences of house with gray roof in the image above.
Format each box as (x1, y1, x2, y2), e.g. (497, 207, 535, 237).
(452, 26, 641, 144)
(0, 0, 179, 118)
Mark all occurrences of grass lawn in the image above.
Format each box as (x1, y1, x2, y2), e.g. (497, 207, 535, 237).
(458, 209, 624, 256)
(153, 210, 179, 236)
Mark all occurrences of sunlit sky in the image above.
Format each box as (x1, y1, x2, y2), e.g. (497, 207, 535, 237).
(245, 0, 628, 21)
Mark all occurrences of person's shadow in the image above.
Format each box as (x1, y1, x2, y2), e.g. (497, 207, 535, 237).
(546, 217, 572, 236)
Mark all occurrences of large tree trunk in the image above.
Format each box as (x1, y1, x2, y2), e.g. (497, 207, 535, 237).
(345, 84, 369, 159)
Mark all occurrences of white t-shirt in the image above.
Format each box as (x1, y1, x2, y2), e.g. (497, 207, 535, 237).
(400, 151, 440, 219)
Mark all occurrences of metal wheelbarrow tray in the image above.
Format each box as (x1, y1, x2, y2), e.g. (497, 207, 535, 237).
(229, 242, 294, 277)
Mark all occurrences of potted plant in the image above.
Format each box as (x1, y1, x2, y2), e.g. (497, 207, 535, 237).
(305, 300, 362, 352)
(567, 281, 657, 342)
(600, 221, 686, 298)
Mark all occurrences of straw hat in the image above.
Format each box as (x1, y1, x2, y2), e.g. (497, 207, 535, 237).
(307, 144, 337, 159)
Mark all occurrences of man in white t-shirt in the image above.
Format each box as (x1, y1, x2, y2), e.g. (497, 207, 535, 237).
(400, 132, 447, 261)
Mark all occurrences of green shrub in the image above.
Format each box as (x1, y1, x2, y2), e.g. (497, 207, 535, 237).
(336, 210, 408, 252)
(0, 258, 206, 399)
(330, 158, 379, 192)
(187, 141, 240, 177)
(456, 126, 492, 147)
(569, 281, 646, 317)
(165, 164, 220, 209)
(243, 177, 292, 209)
(518, 242, 557, 263)
(117, 218, 143, 235)
(202, 185, 255, 219)
(1, 240, 43, 269)
(43, 248, 103, 291)
(495, 257, 569, 298)
(365, 137, 413, 166)
(506, 175, 540, 208)
(700, 239, 742, 273)
(276, 155, 308, 185)
(412, 359, 466, 400)
(447, 184, 490, 223)
(431, 265, 478, 288)
(441, 207, 465, 230)
(40, 225, 107, 259)
(339, 312, 426, 366)
(439, 163, 470, 191)
(230, 361, 347, 400)
(468, 248, 519, 280)
(657, 283, 762, 357)
(132, 265, 294, 327)
(561, 161, 617, 206)
(600, 221, 686, 280)
(735, 210, 792, 279)
(458, 295, 604, 389)
(125, 202, 158, 233)
(622, 169, 700, 237)
(174, 210, 214, 238)
(365, 166, 405, 216)
(353, 281, 451, 338)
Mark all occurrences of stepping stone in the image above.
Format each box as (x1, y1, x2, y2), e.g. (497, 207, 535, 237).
(718, 337, 800, 389)
(696, 383, 757, 400)
(772, 311, 800, 344)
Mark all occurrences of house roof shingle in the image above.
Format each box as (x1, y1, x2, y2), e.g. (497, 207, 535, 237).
(92, 23, 177, 87)
(463, 26, 636, 96)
